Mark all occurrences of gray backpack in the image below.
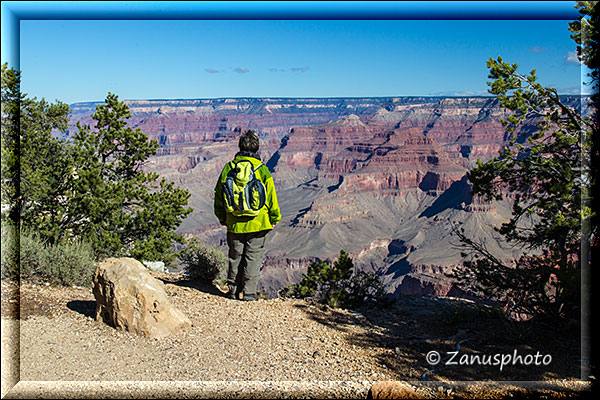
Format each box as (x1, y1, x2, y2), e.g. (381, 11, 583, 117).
(223, 159, 266, 217)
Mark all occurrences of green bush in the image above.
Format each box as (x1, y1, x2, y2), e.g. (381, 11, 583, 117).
(1, 221, 18, 280)
(178, 238, 227, 283)
(1, 221, 97, 286)
(280, 250, 385, 308)
(44, 239, 98, 286)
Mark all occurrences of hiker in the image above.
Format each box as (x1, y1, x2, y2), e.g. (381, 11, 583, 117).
(213, 129, 281, 301)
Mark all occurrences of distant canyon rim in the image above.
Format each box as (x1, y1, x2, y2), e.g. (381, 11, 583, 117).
(68, 95, 588, 298)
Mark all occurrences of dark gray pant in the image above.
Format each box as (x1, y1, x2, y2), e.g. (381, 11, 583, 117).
(226, 230, 268, 297)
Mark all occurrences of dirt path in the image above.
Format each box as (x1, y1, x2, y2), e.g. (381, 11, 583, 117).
(1, 275, 589, 398)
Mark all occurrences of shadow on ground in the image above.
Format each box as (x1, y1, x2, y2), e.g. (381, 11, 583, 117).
(294, 295, 582, 382)
(157, 276, 228, 298)
(66, 300, 96, 318)
(64, 276, 230, 319)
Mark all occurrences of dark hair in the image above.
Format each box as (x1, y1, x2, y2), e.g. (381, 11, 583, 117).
(239, 130, 259, 153)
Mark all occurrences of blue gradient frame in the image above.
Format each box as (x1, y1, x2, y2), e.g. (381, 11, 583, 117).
(1, 1, 580, 69)
(0, 0, 591, 397)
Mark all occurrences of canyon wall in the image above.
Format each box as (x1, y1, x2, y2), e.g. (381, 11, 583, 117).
(68, 96, 585, 298)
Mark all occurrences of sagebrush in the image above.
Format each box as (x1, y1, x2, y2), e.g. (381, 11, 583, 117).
(1, 222, 97, 286)
(178, 238, 227, 283)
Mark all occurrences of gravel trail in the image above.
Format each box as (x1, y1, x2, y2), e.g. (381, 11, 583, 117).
(1, 275, 589, 399)
(2, 278, 394, 398)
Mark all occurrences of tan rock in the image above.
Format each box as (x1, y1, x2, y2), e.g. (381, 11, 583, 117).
(368, 381, 425, 399)
(92, 257, 191, 339)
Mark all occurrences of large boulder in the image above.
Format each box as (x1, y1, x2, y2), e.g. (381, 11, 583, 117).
(92, 257, 191, 339)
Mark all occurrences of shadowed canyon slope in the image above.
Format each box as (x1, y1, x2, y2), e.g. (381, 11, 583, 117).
(69, 96, 585, 297)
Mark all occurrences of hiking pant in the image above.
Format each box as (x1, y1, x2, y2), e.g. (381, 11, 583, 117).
(226, 230, 268, 297)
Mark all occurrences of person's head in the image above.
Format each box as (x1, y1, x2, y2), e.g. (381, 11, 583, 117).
(238, 129, 259, 153)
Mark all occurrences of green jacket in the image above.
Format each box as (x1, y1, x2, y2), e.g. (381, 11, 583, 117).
(214, 152, 281, 233)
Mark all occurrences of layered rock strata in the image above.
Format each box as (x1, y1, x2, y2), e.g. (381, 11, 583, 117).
(68, 96, 586, 298)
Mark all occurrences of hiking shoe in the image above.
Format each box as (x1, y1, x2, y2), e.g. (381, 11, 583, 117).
(224, 285, 238, 300)
(214, 281, 230, 294)
(226, 292, 237, 300)
(241, 295, 258, 302)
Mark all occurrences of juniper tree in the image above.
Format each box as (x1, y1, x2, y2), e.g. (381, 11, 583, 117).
(1, 68, 192, 265)
(1, 63, 21, 224)
(280, 250, 384, 308)
(1, 62, 72, 241)
(569, 1, 598, 249)
(69, 93, 192, 262)
(452, 9, 596, 319)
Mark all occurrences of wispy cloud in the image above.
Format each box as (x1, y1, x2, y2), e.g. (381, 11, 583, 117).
(528, 46, 547, 53)
(558, 85, 594, 95)
(205, 67, 251, 74)
(269, 66, 310, 73)
(290, 66, 310, 73)
(430, 89, 490, 96)
(557, 86, 580, 95)
(564, 50, 581, 65)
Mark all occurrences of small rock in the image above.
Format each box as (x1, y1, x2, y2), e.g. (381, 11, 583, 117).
(368, 381, 424, 399)
(143, 260, 166, 272)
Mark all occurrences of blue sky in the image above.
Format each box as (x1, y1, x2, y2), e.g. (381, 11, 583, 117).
(6, 1, 590, 104)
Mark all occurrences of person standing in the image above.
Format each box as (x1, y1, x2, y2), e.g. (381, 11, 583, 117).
(213, 130, 281, 301)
